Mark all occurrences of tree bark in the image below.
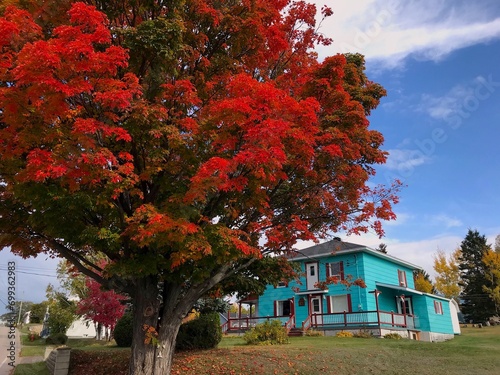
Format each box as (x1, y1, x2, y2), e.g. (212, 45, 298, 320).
(128, 277, 205, 375)
(127, 267, 231, 375)
(129, 276, 161, 375)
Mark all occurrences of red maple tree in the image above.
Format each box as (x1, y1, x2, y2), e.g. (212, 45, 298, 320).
(0, 2, 401, 374)
(76, 277, 127, 340)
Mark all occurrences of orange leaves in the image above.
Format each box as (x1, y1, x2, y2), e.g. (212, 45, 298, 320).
(186, 73, 319, 205)
(65, 2, 109, 41)
(0, 3, 140, 193)
(126, 204, 199, 248)
(24, 149, 68, 182)
(3, 2, 135, 113)
(143, 324, 159, 346)
(0, 6, 42, 50)
(73, 118, 132, 142)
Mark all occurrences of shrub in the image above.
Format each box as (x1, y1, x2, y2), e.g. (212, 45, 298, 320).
(354, 329, 373, 338)
(243, 320, 288, 345)
(384, 333, 403, 340)
(114, 313, 133, 347)
(305, 329, 324, 337)
(336, 330, 354, 338)
(45, 333, 68, 345)
(28, 332, 41, 341)
(176, 312, 222, 351)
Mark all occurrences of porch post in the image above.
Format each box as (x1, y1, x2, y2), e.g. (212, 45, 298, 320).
(238, 302, 242, 330)
(369, 289, 382, 336)
(400, 295, 406, 328)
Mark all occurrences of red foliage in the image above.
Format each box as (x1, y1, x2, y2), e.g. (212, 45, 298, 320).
(0, 2, 401, 374)
(76, 277, 127, 331)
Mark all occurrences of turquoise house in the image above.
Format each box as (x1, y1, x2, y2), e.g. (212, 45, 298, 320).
(228, 239, 460, 342)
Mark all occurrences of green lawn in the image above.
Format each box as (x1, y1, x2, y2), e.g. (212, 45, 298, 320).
(173, 327, 500, 375)
(13, 361, 50, 375)
(15, 326, 500, 375)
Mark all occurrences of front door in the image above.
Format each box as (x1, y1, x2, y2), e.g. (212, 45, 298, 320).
(396, 297, 413, 315)
(311, 296, 323, 325)
(306, 262, 318, 290)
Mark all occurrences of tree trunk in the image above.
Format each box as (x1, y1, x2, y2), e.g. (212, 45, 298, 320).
(129, 277, 161, 375)
(96, 323, 102, 341)
(128, 278, 196, 375)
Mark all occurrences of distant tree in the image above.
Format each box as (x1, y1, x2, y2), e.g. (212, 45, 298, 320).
(413, 270, 435, 294)
(1, 301, 34, 323)
(495, 235, 500, 252)
(458, 229, 496, 322)
(45, 285, 76, 334)
(433, 249, 461, 302)
(56, 260, 88, 300)
(30, 301, 49, 324)
(192, 297, 228, 315)
(76, 277, 127, 340)
(377, 243, 388, 254)
(482, 248, 500, 315)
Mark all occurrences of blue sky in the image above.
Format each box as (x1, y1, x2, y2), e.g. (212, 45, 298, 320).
(307, 0, 500, 274)
(2, 0, 500, 312)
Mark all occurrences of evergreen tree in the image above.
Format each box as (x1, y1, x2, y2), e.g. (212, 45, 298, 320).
(458, 229, 496, 322)
(377, 243, 388, 254)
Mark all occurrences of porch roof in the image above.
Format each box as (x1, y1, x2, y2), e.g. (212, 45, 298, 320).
(294, 289, 329, 296)
(375, 282, 423, 296)
(376, 283, 452, 301)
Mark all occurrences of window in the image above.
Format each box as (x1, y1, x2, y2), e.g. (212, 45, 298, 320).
(434, 301, 443, 315)
(277, 281, 287, 288)
(309, 265, 315, 276)
(275, 300, 292, 316)
(306, 262, 319, 290)
(398, 269, 407, 287)
(327, 295, 352, 313)
(396, 297, 413, 315)
(326, 261, 344, 280)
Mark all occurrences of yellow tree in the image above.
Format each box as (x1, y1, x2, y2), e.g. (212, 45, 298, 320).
(482, 249, 500, 314)
(413, 270, 434, 293)
(433, 249, 461, 301)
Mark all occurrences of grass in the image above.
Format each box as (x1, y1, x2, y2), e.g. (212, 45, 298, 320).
(169, 328, 500, 375)
(15, 325, 500, 375)
(12, 362, 50, 375)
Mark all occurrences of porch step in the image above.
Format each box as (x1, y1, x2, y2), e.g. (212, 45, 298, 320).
(288, 328, 304, 337)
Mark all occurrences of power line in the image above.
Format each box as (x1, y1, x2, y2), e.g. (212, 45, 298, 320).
(0, 267, 58, 278)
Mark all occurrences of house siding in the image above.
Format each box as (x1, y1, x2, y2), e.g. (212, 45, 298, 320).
(254, 242, 456, 342)
(360, 253, 415, 312)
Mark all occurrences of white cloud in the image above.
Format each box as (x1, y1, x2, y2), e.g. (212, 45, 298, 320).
(311, 0, 500, 69)
(416, 76, 496, 123)
(428, 214, 463, 229)
(383, 148, 431, 171)
(340, 232, 463, 278)
(384, 212, 412, 226)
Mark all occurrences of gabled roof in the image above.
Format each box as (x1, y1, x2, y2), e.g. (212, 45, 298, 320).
(290, 238, 421, 270)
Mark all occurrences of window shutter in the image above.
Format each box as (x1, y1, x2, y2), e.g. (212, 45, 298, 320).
(274, 301, 278, 316)
(347, 294, 352, 312)
(340, 261, 345, 280)
(326, 263, 330, 278)
(327, 296, 332, 313)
